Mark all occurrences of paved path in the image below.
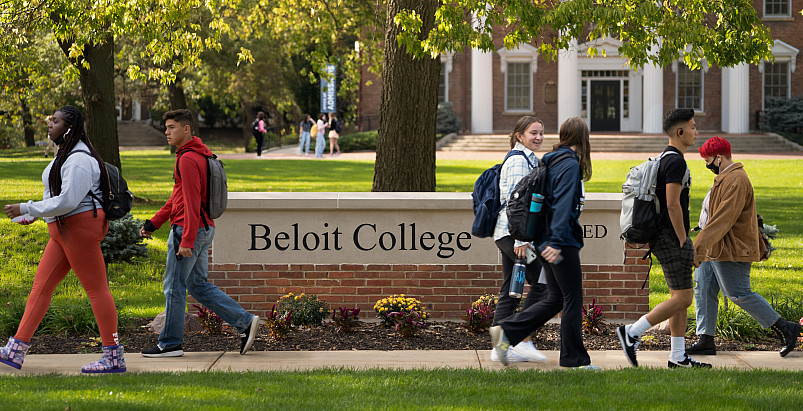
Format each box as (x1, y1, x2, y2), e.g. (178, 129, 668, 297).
(1, 350, 800, 375)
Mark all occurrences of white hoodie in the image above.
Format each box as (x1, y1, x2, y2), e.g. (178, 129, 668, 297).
(20, 141, 103, 223)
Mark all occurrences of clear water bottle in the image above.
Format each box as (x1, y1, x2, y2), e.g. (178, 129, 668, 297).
(509, 258, 526, 298)
(525, 193, 544, 238)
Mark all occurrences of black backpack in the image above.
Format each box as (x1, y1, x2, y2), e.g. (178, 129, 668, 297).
(69, 150, 133, 220)
(506, 152, 572, 242)
(471, 150, 531, 238)
(251, 118, 260, 136)
(334, 119, 343, 133)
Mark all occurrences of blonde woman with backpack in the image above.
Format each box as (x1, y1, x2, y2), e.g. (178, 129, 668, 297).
(1, 106, 126, 373)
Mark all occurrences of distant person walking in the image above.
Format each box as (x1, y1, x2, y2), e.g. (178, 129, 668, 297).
(254, 112, 268, 157)
(1, 106, 126, 373)
(299, 114, 314, 156)
(687, 136, 801, 357)
(490, 117, 595, 369)
(616, 108, 711, 369)
(488, 116, 549, 363)
(139, 109, 259, 358)
(315, 114, 327, 158)
(328, 113, 341, 156)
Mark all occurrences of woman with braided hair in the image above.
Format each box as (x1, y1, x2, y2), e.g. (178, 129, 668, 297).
(1, 106, 126, 373)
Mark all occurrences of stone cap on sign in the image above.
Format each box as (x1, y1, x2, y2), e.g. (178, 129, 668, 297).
(226, 192, 621, 210)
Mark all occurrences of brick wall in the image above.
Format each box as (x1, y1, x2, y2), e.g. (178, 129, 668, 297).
(205, 243, 650, 322)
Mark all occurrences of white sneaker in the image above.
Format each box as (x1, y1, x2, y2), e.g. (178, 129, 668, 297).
(490, 349, 529, 362)
(511, 340, 547, 362)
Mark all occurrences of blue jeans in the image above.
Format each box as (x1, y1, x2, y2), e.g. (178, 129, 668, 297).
(693, 260, 781, 336)
(315, 134, 326, 158)
(299, 131, 311, 154)
(159, 225, 253, 349)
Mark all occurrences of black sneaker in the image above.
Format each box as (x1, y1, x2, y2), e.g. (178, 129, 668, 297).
(616, 325, 640, 367)
(668, 354, 712, 369)
(240, 315, 260, 355)
(141, 344, 184, 358)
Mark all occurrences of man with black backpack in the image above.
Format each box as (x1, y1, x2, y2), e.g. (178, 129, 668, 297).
(139, 109, 259, 358)
(616, 108, 711, 369)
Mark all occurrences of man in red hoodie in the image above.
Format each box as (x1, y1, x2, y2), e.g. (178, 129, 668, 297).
(139, 109, 259, 357)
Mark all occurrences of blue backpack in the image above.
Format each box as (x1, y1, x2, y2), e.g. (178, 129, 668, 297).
(471, 150, 531, 238)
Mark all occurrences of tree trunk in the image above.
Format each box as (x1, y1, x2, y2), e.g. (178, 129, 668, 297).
(20, 97, 35, 147)
(77, 38, 121, 170)
(372, 0, 440, 192)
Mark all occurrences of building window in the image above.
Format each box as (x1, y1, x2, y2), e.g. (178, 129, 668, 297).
(581, 80, 588, 118)
(764, 0, 791, 17)
(622, 80, 629, 118)
(438, 62, 447, 103)
(506, 62, 532, 112)
(676, 63, 704, 112)
(764, 62, 790, 103)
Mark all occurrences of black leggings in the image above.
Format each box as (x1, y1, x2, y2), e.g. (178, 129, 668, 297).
(492, 236, 547, 326)
(498, 247, 590, 367)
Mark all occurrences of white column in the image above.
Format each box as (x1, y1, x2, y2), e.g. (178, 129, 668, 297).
(721, 63, 750, 133)
(132, 99, 142, 121)
(557, 39, 580, 127)
(642, 63, 664, 133)
(471, 48, 493, 133)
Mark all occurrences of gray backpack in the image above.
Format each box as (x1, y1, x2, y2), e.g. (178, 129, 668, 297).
(176, 152, 228, 222)
(620, 151, 690, 244)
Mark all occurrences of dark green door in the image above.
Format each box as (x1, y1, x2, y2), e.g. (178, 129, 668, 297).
(590, 81, 620, 131)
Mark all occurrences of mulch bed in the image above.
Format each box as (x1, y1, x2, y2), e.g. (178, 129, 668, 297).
(24, 317, 783, 354)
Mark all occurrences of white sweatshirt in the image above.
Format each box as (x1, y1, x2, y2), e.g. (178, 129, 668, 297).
(20, 141, 103, 223)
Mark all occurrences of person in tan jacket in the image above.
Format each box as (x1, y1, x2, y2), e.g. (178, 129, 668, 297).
(687, 136, 800, 357)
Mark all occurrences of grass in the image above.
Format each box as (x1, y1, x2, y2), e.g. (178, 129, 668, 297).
(1, 368, 802, 409)
(1, 148, 801, 325)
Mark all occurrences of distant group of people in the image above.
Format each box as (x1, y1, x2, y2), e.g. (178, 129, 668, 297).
(488, 109, 801, 370)
(253, 111, 342, 158)
(298, 113, 341, 157)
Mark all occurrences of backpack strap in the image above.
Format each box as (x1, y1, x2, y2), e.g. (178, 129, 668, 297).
(503, 149, 534, 169)
(66, 149, 104, 218)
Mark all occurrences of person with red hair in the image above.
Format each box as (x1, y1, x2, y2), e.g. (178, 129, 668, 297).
(687, 136, 801, 357)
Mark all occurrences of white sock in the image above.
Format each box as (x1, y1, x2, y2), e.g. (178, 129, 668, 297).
(627, 315, 652, 339)
(670, 337, 686, 362)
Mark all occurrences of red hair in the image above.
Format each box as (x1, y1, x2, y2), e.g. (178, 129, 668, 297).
(698, 136, 731, 159)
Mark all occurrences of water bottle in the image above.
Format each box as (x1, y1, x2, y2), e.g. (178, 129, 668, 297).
(509, 258, 526, 298)
(525, 193, 544, 238)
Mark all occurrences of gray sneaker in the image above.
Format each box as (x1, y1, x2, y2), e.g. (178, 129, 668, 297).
(489, 326, 511, 366)
(240, 315, 260, 355)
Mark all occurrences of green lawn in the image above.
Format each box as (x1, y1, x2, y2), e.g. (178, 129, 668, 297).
(1, 368, 802, 410)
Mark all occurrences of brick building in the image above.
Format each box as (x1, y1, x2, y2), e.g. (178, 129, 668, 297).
(359, 1, 801, 134)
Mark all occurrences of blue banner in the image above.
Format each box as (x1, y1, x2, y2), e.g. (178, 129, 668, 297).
(320, 64, 337, 113)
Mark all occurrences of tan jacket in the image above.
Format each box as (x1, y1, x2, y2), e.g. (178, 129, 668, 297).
(694, 163, 765, 264)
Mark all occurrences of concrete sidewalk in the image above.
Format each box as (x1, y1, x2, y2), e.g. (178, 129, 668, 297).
(2, 350, 800, 375)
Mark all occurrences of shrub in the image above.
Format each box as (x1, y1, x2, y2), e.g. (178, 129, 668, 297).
(193, 304, 225, 335)
(374, 294, 429, 327)
(763, 95, 803, 134)
(387, 311, 428, 338)
(582, 298, 606, 335)
(331, 307, 361, 334)
(277, 293, 329, 327)
(101, 214, 149, 264)
(461, 305, 494, 333)
(264, 305, 293, 341)
(436, 102, 462, 135)
(338, 130, 377, 152)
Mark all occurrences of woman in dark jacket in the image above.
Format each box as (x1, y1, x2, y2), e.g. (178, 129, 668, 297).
(490, 117, 594, 368)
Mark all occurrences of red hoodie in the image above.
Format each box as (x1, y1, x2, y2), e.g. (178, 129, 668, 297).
(150, 136, 215, 248)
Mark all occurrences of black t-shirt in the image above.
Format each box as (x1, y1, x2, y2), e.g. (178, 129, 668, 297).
(656, 146, 690, 239)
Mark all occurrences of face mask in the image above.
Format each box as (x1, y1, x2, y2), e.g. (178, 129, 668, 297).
(706, 157, 720, 175)
(52, 127, 70, 146)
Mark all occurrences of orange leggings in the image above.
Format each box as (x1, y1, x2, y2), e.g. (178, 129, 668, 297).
(15, 210, 119, 346)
